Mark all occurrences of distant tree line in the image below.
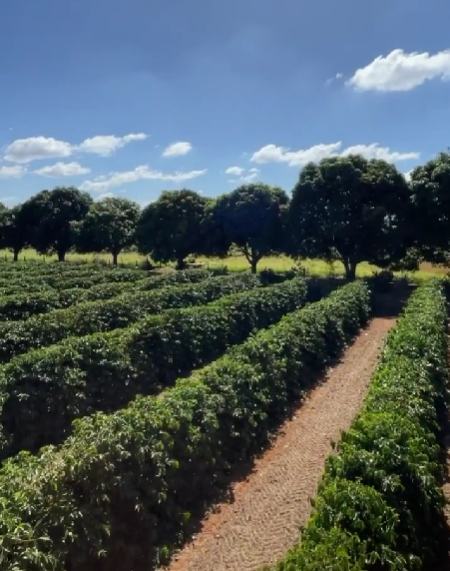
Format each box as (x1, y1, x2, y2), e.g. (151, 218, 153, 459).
(1, 152, 449, 277)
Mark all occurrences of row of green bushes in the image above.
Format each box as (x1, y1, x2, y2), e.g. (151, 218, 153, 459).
(273, 279, 448, 571)
(0, 269, 213, 321)
(0, 272, 263, 363)
(0, 266, 147, 293)
(0, 280, 370, 571)
(0, 277, 310, 458)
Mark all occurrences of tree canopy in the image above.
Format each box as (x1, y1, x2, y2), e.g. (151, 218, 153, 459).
(409, 152, 450, 265)
(0, 207, 29, 261)
(76, 197, 141, 265)
(289, 155, 412, 279)
(25, 187, 93, 261)
(136, 189, 207, 269)
(212, 183, 288, 273)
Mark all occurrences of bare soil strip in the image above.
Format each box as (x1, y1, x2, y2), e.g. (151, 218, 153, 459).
(163, 317, 396, 571)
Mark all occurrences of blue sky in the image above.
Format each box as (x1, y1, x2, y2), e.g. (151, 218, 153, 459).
(1, 0, 450, 207)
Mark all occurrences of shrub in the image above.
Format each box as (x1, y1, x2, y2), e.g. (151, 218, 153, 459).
(0, 272, 261, 362)
(0, 280, 370, 571)
(0, 277, 310, 457)
(273, 280, 448, 571)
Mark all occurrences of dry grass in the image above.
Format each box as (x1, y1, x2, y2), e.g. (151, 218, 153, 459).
(0, 249, 445, 280)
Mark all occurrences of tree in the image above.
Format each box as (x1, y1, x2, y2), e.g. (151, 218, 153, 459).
(409, 152, 450, 265)
(289, 155, 412, 280)
(136, 189, 207, 269)
(212, 183, 288, 273)
(0, 206, 30, 261)
(76, 197, 140, 265)
(27, 187, 93, 261)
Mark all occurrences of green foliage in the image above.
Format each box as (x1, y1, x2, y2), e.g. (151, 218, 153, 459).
(75, 197, 141, 265)
(137, 189, 207, 268)
(289, 155, 412, 279)
(410, 152, 450, 265)
(273, 280, 448, 571)
(0, 277, 310, 458)
(0, 206, 30, 261)
(24, 187, 93, 261)
(212, 183, 289, 273)
(0, 269, 212, 321)
(0, 272, 260, 362)
(0, 280, 370, 571)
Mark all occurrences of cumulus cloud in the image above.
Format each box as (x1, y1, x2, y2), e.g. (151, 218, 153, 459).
(225, 166, 245, 176)
(227, 167, 260, 184)
(80, 166, 207, 192)
(77, 133, 147, 156)
(348, 49, 450, 91)
(4, 133, 147, 164)
(250, 142, 419, 166)
(34, 162, 91, 178)
(251, 143, 343, 166)
(162, 141, 193, 157)
(4, 137, 72, 164)
(0, 165, 27, 178)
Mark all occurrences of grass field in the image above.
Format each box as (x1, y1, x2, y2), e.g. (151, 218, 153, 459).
(1, 248, 447, 280)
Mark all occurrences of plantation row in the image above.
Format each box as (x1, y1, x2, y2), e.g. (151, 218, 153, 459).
(274, 279, 448, 570)
(0, 268, 215, 321)
(0, 276, 313, 458)
(0, 265, 147, 297)
(0, 272, 263, 362)
(0, 280, 370, 571)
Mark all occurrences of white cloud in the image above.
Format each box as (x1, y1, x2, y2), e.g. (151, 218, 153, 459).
(0, 165, 26, 178)
(4, 137, 72, 164)
(4, 133, 147, 164)
(341, 143, 419, 162)
(34, 162, 91, 178)
(162, 141, 193, 157)
(348, 49, 450, 92)
(225, 166, 245, 176)
(77, 133, 147, 156)
(226, 166, 260, 184)
(250, 142, 419, 166)
(325, 72, 344, 86)
(96, 192, 115, 200)
(80, 165, 207, 192)
(251, 142, 343, 166)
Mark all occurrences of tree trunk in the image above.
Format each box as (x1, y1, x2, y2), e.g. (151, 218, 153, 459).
(58, 250, 66, 262)
(13, 249, 19, 262)
(250, 258, 258, 274)
(112, 252, 119, 266)
(343, 259, 357, 280)
(176, 258, 185, 271)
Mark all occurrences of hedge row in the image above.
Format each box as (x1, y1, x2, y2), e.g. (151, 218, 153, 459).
(0, 280, 370, 571)
(0, 272, 261, 363)
(273, 279, 448, 571)
(0, 277, 310, 458)
(0, 266, 147, 291)
(0, 269, 213, 321)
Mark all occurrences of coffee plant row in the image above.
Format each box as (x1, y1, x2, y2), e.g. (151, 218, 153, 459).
(0, 280, 370, 571)
(0, 277, 313, 458)
(273, 279, 448, 571)
(0, 271, 262, 363)
(0, 268, 214, 321)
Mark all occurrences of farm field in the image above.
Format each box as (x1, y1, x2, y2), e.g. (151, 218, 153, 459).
(0, 247, 448, 280)
(0, 261, 450, 571)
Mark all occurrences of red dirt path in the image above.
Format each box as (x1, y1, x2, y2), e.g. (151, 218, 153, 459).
(162, 317, 396, 571)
